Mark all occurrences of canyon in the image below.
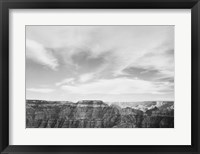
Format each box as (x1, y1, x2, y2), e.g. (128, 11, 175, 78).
(26, 100, 174, 128)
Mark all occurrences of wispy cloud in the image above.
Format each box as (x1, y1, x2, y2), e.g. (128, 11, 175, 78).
(55, 78, 75, 86)
(26, 39, 58, 70)
(27, 88, 55, 93)
(26, 26, 174, 101)
(61, 77, 172, 95)
(130, 48, 174, 78)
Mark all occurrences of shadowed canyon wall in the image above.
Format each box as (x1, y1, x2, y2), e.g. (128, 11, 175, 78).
(26, 100, 174, 128)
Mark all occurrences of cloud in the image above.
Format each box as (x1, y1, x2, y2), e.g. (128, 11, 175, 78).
(61, 77, 172, 95)
(79, 73, 94, 83)
(26, 26, 174, 101)
(27, 88, 54, 93)
(55, 78, 75, 86)
(26, 26, 173, 76)
(118, 46, 174, 80)
(55, 73, 94, 87)
(26, 39, 58, 70)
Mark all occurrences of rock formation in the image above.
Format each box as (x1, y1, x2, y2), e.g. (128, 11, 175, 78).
(26, 100, 174, 128)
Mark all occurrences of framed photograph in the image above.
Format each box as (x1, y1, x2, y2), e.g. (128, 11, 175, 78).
(0, 0, 199, 153)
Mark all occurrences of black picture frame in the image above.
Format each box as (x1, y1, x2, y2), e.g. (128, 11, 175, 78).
(0, 0, 199, 153)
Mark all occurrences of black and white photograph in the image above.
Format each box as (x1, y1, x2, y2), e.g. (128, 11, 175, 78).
(26, 25, 174, 128)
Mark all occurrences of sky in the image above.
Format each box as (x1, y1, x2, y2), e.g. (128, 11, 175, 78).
(26, 26, 174, 102)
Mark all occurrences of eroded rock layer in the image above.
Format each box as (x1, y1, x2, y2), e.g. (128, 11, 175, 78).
(26, 100, 174, 128)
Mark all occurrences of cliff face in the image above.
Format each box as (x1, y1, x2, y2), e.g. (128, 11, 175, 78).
(26, 100, 174, 128)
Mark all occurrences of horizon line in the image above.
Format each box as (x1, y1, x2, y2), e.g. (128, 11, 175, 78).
(26, 99, 174, 103)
